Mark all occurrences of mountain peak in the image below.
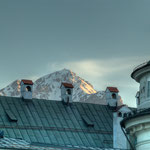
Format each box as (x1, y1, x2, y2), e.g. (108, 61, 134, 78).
(61, 68, 71, 72)
(0, 69, 123, 105)
(33, 69, 97, 100)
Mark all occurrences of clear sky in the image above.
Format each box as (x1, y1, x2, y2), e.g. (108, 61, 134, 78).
(0, 0, 150, 107)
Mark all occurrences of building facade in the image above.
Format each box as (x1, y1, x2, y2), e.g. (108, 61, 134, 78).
(0, 80, 131, 150)
(121, 60, 150, 150)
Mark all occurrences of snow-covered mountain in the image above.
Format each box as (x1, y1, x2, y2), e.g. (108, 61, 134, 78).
(0, 69, 122, 105)
(33, 69, 98, 101)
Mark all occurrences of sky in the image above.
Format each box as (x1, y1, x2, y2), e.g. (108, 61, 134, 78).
(0, 0, 150, 107)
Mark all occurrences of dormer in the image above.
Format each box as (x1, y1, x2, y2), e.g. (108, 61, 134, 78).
(20, 79, 33, 100)
(60, 82, 74, 105)
(105, 87, 119, 107)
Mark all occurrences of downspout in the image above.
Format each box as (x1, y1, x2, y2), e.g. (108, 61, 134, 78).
(120, 125, 135, 150)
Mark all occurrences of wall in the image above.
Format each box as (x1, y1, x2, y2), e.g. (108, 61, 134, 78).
(113, 107, 131, 149)
(138, 72, 150, 109)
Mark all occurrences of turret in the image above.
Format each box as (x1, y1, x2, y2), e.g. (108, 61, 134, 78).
(131, 60, 150, 109)
(121, 60, 150, 150)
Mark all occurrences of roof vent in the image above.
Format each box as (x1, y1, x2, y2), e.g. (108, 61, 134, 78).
(20, 79, 33, 100)
(60, 82, 74, 105)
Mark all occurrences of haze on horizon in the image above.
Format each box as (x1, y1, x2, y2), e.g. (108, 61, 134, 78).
(0, 0, 150, 107)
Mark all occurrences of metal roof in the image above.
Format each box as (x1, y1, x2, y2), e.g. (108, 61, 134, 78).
(0, 96, 113, 149)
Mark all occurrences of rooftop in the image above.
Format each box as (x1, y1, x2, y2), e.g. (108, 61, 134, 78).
(0, 96, 113, 149)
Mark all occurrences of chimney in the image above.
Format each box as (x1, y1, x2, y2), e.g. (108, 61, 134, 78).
(60, 82, 74, 105)
(20, 79, 33, 100)
(105, 87, 119, 108)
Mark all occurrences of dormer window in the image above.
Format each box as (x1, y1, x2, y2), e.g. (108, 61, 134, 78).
(112, 93, 117, 99)
(26, 86, 31, 92)
(66, 89, 71, 95)
(118, 112, 122, 117)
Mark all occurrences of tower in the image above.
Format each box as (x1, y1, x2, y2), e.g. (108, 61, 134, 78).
(121, 60, 150, 150)
(131, 61, 150, 109)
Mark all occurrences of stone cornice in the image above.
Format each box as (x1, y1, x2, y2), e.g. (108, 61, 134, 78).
(124, 114, 150, 135)
(132, 66, 150, 82)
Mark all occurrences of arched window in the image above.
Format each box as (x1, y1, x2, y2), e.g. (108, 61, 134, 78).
(118, 112, 122, 117)
(66, 89, 71, 95)
(26, 86, 31, 92)
(112, 93, 116, 99)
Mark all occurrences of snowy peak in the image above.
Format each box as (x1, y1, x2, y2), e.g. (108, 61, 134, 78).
(0, 69, 123, 105)
(33, 69, 97, 101)
(0, 69, 98, 102)
(0, 80, 20, 97)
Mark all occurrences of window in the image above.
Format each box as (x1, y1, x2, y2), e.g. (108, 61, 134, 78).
(118, 112, 122, 117)
(112, 93, 116, 99)
(66, 89, 71, 95)
(148, 81, 150, 97)
(26, 86, 31, 92)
